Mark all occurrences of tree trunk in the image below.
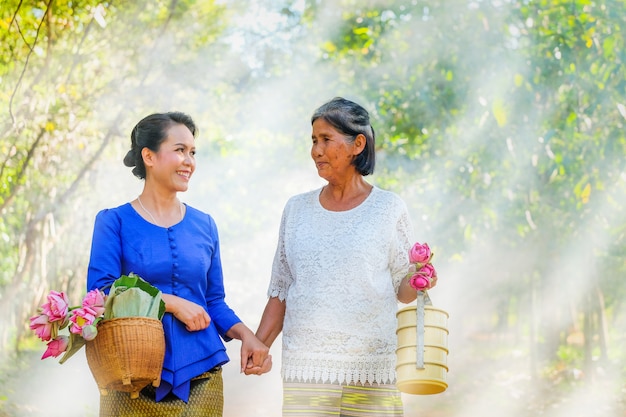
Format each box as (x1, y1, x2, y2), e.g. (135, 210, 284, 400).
(582, 292, 594, 381)
(594, 285, 608, 364)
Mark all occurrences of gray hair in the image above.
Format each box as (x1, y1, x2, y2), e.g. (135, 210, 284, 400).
(311, 97, 375, 176)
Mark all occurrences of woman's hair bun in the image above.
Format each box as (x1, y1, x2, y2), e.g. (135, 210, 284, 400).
(123, 149, 136, 167)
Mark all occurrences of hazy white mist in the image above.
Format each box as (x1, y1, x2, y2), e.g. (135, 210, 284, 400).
(5, 1, 626, 416)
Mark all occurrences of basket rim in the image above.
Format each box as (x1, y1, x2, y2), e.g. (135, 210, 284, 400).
(100, 316, 162, 321)
(96, 316, 163, 325)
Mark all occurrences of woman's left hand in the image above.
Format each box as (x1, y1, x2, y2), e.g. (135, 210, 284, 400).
(161, 294, 211, 331)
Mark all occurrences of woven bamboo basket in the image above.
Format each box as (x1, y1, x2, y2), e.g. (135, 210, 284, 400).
(85, 317, 165, 399)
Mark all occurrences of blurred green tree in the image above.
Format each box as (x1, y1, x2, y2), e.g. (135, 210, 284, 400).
(295, 0, 626, 379)
(0, 0, 232, 353)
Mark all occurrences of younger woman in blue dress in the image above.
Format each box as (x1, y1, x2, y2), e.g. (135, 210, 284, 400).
(87, 111, 270, 416)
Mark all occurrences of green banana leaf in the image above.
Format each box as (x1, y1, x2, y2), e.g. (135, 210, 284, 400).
(109, 287, 162, 318)
(103, 273, 165, 320)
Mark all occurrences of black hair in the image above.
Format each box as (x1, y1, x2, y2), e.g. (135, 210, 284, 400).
(311, 97, 376, 176)
(123, 111, 197, 179)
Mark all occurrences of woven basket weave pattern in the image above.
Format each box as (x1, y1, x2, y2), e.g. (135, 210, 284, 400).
(86, 317, 165, 398)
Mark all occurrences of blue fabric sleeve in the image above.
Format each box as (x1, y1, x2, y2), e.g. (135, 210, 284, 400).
(202, 215, 241, 340)
(87, 209, 123, 293)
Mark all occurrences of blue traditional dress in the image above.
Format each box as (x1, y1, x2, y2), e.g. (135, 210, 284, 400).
(87, 202, 241, 404)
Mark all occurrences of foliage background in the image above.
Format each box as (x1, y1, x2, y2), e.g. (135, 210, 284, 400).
(1, 0, 625, 416)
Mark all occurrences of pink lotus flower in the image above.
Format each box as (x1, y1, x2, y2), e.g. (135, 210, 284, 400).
(418, 263, 436, 280)
(82, 289, 106, 317)
(29, 313, 54, 341)
(69, 307, 98, 334)
(406, 242, 437, 291)
(409, 242, 432, 265)
(42, 336, 69, 359)
(409, 274, 430, 291)
(30, 288, 107, 363)
(41, 290, 70, 324)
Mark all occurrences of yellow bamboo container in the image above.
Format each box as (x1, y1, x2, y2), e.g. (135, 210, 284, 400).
(396, 304, 449, 395)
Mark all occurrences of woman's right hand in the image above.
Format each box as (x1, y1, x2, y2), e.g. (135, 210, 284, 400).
(244, 354, 273, 376)
(161, 293, 211, 331)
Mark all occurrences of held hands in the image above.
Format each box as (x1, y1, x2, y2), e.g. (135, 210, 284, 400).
(226, 323, 272, 376)
(164, 296, 273, 375)
(241, 335, 272, 376)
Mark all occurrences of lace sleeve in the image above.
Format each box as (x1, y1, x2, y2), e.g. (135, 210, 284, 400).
(390, 199, 413, 294)
(268, 202, 293, 301)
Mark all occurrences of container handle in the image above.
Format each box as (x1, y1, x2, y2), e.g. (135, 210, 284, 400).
(416, 290, 432, 369)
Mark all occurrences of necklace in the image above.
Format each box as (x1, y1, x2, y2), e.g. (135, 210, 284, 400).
(137, 195, 183, 226)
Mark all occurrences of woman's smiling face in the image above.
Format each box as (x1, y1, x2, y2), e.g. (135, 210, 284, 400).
(147, 123, 196, 192)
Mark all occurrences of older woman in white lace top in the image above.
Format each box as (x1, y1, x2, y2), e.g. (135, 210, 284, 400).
(248, 97, 437, 417)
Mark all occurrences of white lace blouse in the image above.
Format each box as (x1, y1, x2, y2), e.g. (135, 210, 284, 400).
(268, 186, 413, 385)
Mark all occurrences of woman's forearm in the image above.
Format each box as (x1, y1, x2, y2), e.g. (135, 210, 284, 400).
(255, 296, 286, 348)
